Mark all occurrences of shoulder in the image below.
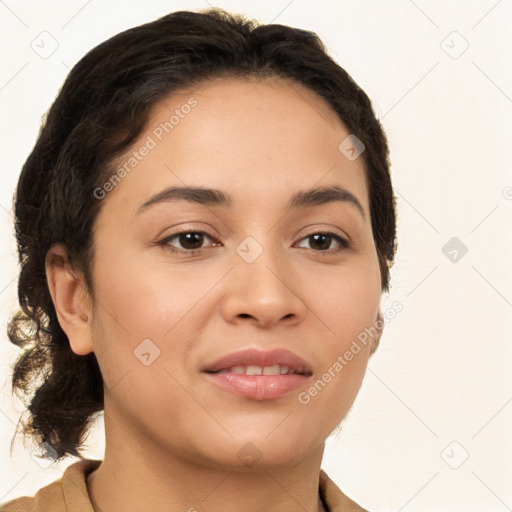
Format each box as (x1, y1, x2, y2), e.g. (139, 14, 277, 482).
(319, 469, 369, 512)
(1, 459, 101, 512)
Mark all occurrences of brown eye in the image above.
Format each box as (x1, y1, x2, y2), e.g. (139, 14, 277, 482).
(309, 234, 332, 251)
(296, 232, 349, 252)
(176, 232, 205, 250)
(161, 231, 217, 252)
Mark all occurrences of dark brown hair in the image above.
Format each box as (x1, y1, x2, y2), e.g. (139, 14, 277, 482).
(8, 8, 396, 460)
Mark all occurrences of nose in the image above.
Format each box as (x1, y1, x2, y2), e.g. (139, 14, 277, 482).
(220, 246, 308, 329)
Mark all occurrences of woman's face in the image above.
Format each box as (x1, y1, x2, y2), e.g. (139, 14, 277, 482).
(86, 77, 382, 469)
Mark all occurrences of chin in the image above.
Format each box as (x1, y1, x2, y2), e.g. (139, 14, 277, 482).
(196, 431, 322, 472)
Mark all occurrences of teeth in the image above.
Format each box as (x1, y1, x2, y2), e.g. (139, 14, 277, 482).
(216, 365, 299, 376)
(246, 365, 263, 375)
(263, 365, 280, 375)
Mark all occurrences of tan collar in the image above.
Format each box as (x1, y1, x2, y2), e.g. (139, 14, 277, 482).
(319, 469, 369, 512)
(1, 460, 368, 512)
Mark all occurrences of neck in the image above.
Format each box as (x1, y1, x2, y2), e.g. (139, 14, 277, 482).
(87, 412, 327, 512)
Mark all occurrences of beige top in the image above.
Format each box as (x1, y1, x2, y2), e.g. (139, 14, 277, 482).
(1, 459, 368, 512)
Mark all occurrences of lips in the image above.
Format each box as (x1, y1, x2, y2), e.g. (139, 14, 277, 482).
(214, 364, 301, 375)
(202, 348, 313, 401)
(203, 348, 313, 375)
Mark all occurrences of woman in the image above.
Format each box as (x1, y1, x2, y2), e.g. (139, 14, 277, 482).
(2, 8, 396, 512)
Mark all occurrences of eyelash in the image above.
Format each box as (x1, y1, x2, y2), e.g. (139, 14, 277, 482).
(158, 230, 350, 255)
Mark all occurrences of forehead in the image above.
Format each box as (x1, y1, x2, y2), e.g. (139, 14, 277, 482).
(101, 77, 369, 216)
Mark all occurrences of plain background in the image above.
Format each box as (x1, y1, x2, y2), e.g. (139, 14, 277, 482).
(0, 1, 511, 510)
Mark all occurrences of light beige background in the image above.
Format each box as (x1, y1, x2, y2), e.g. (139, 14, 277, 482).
(1, 1, 511, 510)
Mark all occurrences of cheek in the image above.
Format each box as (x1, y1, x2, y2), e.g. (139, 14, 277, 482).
(303, 262, 381, 346)
(92, 246, 210, 338)
(89, 247, 225, 390)
(290, 262, 380, 421)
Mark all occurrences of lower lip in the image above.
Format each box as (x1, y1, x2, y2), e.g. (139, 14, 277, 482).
(204, 373, 310, 401)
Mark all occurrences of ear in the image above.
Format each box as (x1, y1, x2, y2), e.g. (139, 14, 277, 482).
(45, 244, 94, 356)
(370, 309, 384, 355)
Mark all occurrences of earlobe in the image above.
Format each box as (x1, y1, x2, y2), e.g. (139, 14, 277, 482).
(370, 309, 384, 355)
(45, 244, 94, 356)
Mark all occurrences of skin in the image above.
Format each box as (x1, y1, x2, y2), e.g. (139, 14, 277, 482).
(46, 77, 383, 512)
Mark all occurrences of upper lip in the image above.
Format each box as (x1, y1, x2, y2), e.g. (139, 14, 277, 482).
(203, 348, 313, 375)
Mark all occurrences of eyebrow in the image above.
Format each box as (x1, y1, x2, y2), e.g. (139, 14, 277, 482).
(136, 184, 366, 220)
